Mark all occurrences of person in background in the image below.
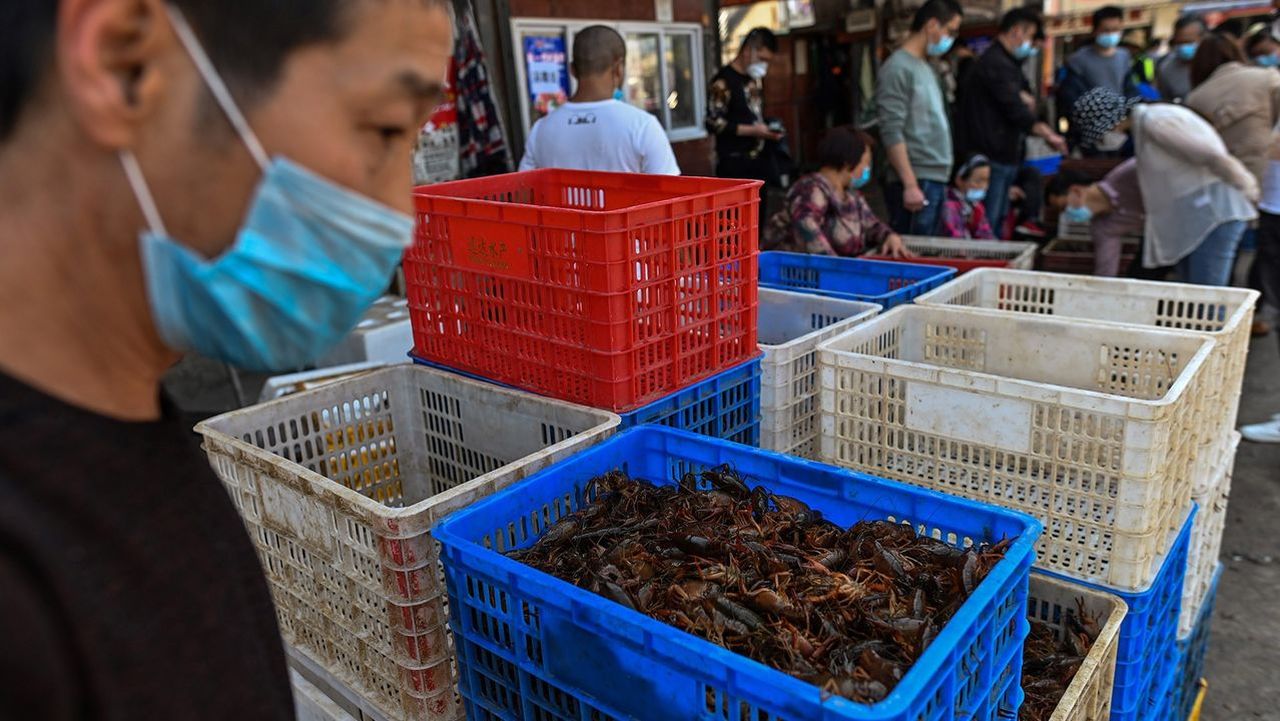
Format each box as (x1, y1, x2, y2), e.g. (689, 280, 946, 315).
(1186, 34, 1280, 189)
(940, 154, 997, 240)
(762, 127, 912, 258)
(1131, 39, 1163, 100)
(1073, 88, 1258, 286)
(875, 0, 964, 236)
(1046, 163, 1145, 276)
(0, 0, 454, 718)
(956, 8, 1067, 237)
(1240, 111, 1280, 442)
(1155, 15, 1206, 101)
(520, 26, 679, 175)
(706, 28, 781, 182)
(1068, 7, 1136, 98)
(1247, 29, 1280, 66)
(1214, 18, 1247, 51)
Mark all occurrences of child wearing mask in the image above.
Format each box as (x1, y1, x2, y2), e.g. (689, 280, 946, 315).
(939, 154, 997, 239)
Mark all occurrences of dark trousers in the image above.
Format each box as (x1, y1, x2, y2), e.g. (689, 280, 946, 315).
(884, 179, 946, 236)
(1250, 213, 1280, 336)
(717, 154, 771, 228)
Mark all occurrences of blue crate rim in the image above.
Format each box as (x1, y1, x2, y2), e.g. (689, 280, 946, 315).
(410, 352, 764, 417)
(758, 251, 958, 304)
(433, 425, 1044, 718)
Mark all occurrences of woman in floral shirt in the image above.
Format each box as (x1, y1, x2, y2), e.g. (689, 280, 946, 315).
(763, 128, 912, 257)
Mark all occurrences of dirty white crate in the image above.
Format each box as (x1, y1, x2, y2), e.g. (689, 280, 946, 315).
(915, 269, 1257, 471)
(899, 236, 1038, 270)
(259, 362, 394, 404)
(818, 304, 1215, 591)
(1025, 574, 1127, 721)
(1180, 432, 1239, 637)
(758, 288, 880, 459)
(319, 296, 415, 367)
(196, 366, 619, 721)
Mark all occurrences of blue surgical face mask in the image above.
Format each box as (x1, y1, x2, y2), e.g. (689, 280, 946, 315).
(965, 187, 987, 203)
(613, 88, 626, 101)
(1096, 32, 1122, 49)
(1063, 204, 1094, 223)
(1176, 42, 1199, 61)
(1013, 41, 1035, 60)
(850, 165, 872, 190)
(1256, 53, 1280, 67)
(122, 7, 413, 372)
(927, 34, 956, 57)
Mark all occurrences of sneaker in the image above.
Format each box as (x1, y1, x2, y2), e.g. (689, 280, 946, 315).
(1015, 221, 1047, 239)
(1241, 418, 1280, 443)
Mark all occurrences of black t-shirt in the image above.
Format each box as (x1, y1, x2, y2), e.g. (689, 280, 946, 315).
(0, 372, 293, 719)
(706, 65, 765, 159)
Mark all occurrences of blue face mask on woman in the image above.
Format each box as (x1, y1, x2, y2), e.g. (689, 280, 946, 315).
(850, 165, 872, 190)
(1257, 53, 1280, 68)
(1063, 204, 1094, 223)
(965, 188, 987, 203)
(120, 7, 413, 372)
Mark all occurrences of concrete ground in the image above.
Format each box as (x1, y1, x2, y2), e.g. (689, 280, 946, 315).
(1202, 333, 1280, 721)
(164, 312, 1280, 720)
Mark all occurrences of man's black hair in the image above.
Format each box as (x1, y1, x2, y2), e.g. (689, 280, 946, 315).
(911, 0, 964, 33)
(1174, 14, 1207, 34)
(0, 0, 386, 142)
(1045, 169, 1092, 198)
(741, 27, 778, 54)
(1092, 6, 1124, 30)
(1213, 18, 1245, 39)
(573, 26, 625, 76)
(999, 8, 1041, 34)
(1246, 30, 1275, 56)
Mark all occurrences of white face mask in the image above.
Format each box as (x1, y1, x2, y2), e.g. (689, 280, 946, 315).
(747, 61, 769, 80)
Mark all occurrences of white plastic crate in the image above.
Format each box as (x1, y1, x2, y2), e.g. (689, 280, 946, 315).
(818, 304, 1215, 591)
(1026, 574, 1127, 721)
(319, 296, 415, 367)
(899, 235, 1038, 270)
(1180, 432, 1239, 637)
(259, 362, 393, 404)
(292, 669, 360, 721)
(196, 366, 619, 721)
(758, 288, 880, 459)
(915, 269, 1257, 468)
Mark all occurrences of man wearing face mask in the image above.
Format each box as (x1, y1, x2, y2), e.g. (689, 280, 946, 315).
(956, 9, 1067, 237)
(1155, 15, 1207, 102)
(1068, 7, 1135, 98)
(707, 27, 782, 183)
(519, 26, 679, 175)
(875, 0, 964, 236)
(0, 1, 451, 718)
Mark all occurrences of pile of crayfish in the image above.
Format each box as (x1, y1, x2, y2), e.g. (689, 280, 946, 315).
(511, 465, 1010, 704)
(1019, 603, 1101, 720)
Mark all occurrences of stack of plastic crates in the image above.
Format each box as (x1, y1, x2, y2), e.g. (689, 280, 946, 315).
(405, 169, 765, 444)
(758, 251, 956, 309)
(406, 169, 761, 413)
(435, 426, 1043, 721)
(1181, 433, 1238, 638)
(863, 236, 1038, 273)
(757, 288, 880, 459)
(196, 366, 620, 721)
(914, 269, 1258, 479)
(816, 300, 1214, 718)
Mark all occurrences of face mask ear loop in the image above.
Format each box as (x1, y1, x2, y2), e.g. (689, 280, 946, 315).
(166, 5, 271, 172)
(120, 150, 169, 238)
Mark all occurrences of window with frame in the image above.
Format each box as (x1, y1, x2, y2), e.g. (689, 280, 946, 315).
(511, 19, 708, 143)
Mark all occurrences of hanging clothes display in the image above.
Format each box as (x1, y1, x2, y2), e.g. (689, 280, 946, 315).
(413, 58, 460, 185)
(453, 2, 512, 178)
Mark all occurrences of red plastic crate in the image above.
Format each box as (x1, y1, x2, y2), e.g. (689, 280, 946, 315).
(406, 169, 762, 412)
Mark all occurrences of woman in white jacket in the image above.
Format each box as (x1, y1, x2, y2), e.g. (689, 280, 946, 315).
(1070, 88, 1259, 286)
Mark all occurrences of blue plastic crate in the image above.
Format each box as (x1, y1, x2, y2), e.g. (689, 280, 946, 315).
(1174, 563, 1223, 721)
(1045, 506, 1196, 721)
(1023, 154, 1062, 176)
(758, 252, 957, 309)
(435, 426, 1043, 721)
(413, 355, 762, 445)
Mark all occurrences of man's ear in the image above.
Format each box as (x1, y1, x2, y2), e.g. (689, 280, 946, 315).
(56, 0, 174, 148)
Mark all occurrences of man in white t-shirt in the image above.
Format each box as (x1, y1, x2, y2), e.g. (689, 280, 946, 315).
(519, 26, 680, 175)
